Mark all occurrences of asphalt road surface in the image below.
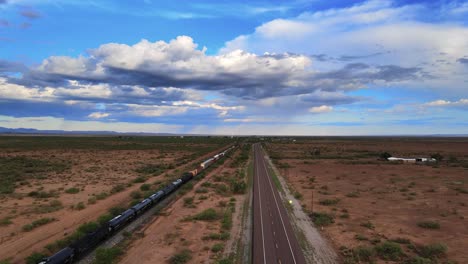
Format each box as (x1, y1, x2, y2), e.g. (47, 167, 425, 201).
(252, 143, 307, 264)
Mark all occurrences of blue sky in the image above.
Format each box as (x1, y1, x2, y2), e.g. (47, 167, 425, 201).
(0, 0, 467, 135)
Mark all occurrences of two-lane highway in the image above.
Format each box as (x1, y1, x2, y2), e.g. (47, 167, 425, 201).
(252, 143, 306, 264)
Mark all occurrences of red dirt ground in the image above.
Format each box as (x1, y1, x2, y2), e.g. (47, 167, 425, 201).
(0, 137, 230, 263)
(266, 138, 468, 264)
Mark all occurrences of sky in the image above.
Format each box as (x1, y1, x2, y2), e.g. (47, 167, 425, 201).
(0, 0, 467, 135)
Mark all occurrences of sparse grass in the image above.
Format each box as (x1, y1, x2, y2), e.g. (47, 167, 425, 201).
(28, 190, 57, 198)
(221, 209, 233, 230)
(0, 156, 69, 194)
(183, 197, 194, 208)
(94, 247, 123, 264)
(195, 187, 208, 193)
(417, 221, 440, 229)
(22, 217, 56, 232)
(186, 208, 219, 221)
(32, 199, 63, 214)
(140, 184, 151, 191)
(65, 187, 80, 194)
(130, 190, 142, 199)
(355, 234, 368, 241)
(353, 246, 375, 262)
(211, 243, 224, 253)
(110, 184, 126, 194)
(375, 241, 403, 261)
(319, 198, 340, 206)
(25, 252, 47, 264)
(417, 243, 447, 259)
(169, 249, 192, 264)
(88, 196, 97, 204)
(74, 202, 86, 210)
(310, 212, 334, 226)
(0, 217, 12, 226)
(95, 192, 109, 200)
(202, 232, 230, 241)
(390, 238, 411, 244)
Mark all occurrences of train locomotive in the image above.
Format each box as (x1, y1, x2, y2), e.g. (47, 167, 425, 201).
(38, 146, 234, 264)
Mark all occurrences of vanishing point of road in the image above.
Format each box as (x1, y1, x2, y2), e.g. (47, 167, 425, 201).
(252, 143, 307, 264)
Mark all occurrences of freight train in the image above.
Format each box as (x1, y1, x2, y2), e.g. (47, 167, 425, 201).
(38, 146, 235, 264)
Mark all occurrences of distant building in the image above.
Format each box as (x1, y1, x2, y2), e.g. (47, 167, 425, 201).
(387, 157, 437, 163)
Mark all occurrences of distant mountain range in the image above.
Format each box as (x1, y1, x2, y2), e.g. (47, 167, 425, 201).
(0, 126, 466, 137)
(0, 127, 175, 136)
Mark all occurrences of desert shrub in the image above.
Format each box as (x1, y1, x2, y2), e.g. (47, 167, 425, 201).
(110, 184, 125, 193)
(406, 256, 433, 264)
(340, 213, 350, 219)
(216, 257, 234, 264)
(65, 187, 79, 194)
(294, 191, 303, 200)
(355, 234, 368, 241)
(22, 217, 55, 231)
(28, 191, 56, 198)
(94, 247, 122, 264)
(183, 197, 194, 207)
(189, 208, 219, 221)
(375, 241, 403, 261)
(361, 221, 375, 229)
(169, 249, 192, 264)
(130, 190, 142, 199)
(310, 212, 334, 226)
(201, 182, 212, 188)
(391, 238, 411, 244)
(0, 217, 12, 226)
(108, 206, 125, 216)
(75, 202, 85, 210)
(417, 221, 440, 229)
(230, 180, 246, 194)
(88, 196, 97, 204)
(319, 198, 340, 206)
(418, 243, 447, 259)
(33, 199, 63, 214)
(139, 184, 151, 191)
(95, 192, 108, 200)
(211, 243, 224, 253)
(195, 187, 208, 193)
(98, 214, 113, 225)
(221, 210, 232, 230)
(132, 176, 146, 183)
(353, 246, 375, 262)
(25, 252, 47, 264)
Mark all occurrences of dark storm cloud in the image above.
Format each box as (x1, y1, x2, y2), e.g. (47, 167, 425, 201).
(2, 37, 428, 104)
(0, 60, 27, 73)
(458, 57, 468, 65)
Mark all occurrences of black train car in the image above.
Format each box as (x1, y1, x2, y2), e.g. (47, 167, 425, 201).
(71, 225, 110, 256)
(108, 208, 136, 231)
(38, 247, 74, 264)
